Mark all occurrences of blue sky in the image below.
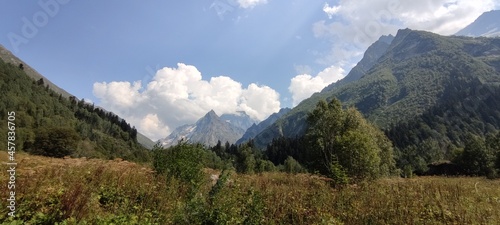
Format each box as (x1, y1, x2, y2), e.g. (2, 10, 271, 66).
(1, 0, 498, 140)
(1, 0, 328, 104)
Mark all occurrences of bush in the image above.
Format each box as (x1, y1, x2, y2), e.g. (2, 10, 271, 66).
(152, 142, 205, 191)
(30, 127, 80, 158)
(256, 159, 277, 173)
(283, 156, 306, 174)
(328, 159, 349, 186)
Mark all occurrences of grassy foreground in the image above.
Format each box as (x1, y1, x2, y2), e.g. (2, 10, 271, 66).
(1, 151, 499, 224)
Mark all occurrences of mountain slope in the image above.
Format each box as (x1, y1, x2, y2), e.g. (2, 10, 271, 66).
(254, 29, 500, 147)
(456, 10, 500, 37)
(0, 58, 151, 162)
(236, 108, 291, 144)
(0, 44, 155, 149)
(160, 110, 245, 147)
(385, 82, 500, 172)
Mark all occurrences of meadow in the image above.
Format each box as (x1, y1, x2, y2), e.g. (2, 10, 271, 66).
(1, 151, 499, 225)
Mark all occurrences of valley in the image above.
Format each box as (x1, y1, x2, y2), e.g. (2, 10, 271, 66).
(1, 7, 500, 225)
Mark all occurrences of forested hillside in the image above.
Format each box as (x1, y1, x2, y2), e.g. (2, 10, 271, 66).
(386, 83, 500, 174)
(253, 29, 500, 149)
(0, 59, 151, 162)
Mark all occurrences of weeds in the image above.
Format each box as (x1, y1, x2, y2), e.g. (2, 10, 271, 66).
(1, 152, 499, 224)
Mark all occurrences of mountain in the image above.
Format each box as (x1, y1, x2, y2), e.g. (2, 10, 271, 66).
(456, 10, 500, 37)
(236, 107, 291, 144)
(0, 44, 155, 149)
(253, 28, 500, 148)
(220, 111, 258, 131)
(160, 110, 245, 147)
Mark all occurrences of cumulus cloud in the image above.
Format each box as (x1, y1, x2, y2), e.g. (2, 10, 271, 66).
(238, 0, 268, 9)
(289, 65, 345, 106)
(93, 63, 281, 141)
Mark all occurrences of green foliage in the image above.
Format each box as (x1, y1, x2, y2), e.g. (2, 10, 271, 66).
(235, 145, 257, 174)
(454, 134, 497, 177)
(283, 156, 306, 174)
(255, 159, 277, 173)
(328, 159, 349, 186)
(30, 127, 80, 158)
(387, 84, 500, 174)
(153, 141, 205, 191)
(306, 98, 396, 182)
(265, 136, 308, 166)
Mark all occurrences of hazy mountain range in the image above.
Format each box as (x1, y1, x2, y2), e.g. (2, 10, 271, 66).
(160, 110, 247, 147)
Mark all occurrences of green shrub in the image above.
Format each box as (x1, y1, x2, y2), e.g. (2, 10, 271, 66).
(328, 159, 349, 186)
(30, 127, 80, 158)
(152, 142, 205, 192)
(283, 156, 306, 174)
(256, 159, 277, 173)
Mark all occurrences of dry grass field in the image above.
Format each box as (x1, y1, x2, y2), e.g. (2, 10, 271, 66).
(1, 151, 499, 224)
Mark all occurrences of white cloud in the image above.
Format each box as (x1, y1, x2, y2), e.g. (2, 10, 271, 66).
(240, 83, 281, 120)
(323, 3, 341, 19)
(238, 0, 268, 9)
(93, 63, 281, 141)
(93, 81, 143, 108)
(289, 65, 345, 106)
(136, 114, 169, 141)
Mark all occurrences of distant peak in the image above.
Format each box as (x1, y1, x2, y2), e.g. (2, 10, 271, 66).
(206, 109, 218, 117)
(196, 110, 220, 124)
(278, 107, 291, 113)
(396, 28, 413, 36)
(378, 34, 395, 45)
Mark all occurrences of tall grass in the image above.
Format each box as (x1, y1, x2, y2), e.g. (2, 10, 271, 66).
(1, 152, 499, 224)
